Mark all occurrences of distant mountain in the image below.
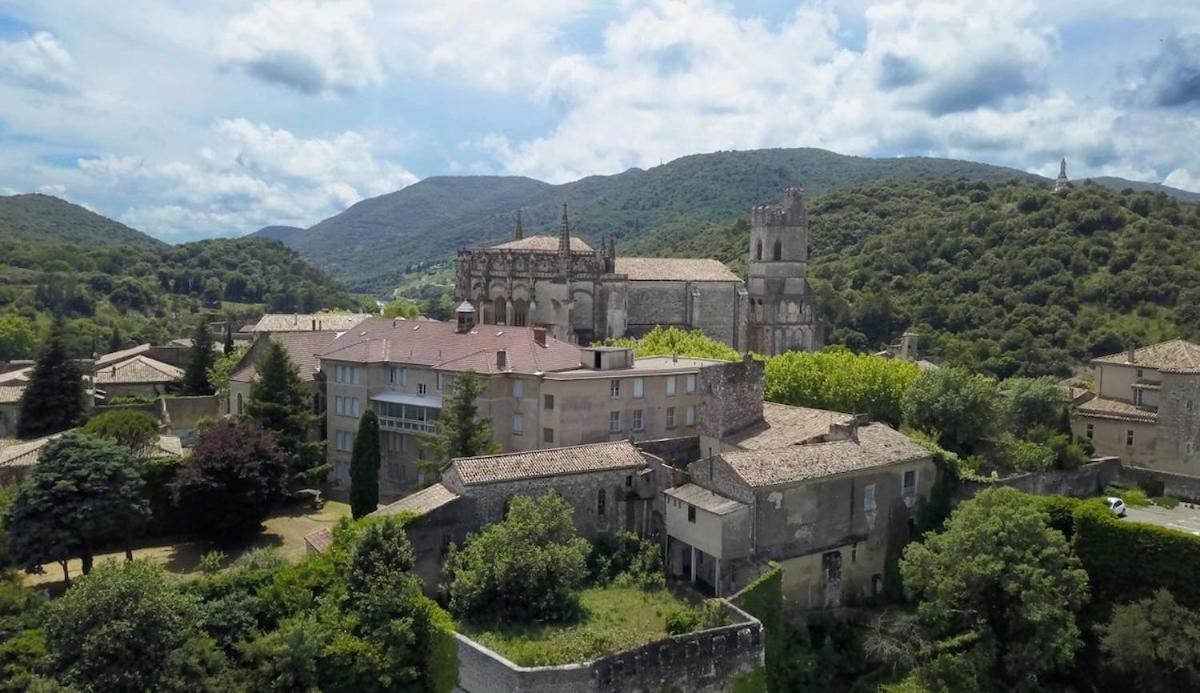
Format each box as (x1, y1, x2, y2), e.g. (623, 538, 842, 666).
(251, 225, 305, 242)
(0, 193, 164, 248)
(1087, 177, 1200, 203)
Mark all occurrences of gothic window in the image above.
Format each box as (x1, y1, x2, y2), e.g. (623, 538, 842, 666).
(512, 298, 528, 327)
(755, 239, 762, 260)
(493, 296, 507, 325)
(773, 239, 782, 261)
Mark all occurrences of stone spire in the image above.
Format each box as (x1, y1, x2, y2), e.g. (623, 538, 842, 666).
(1054, 157, 1070, 195)
(558, 203, 570, 254)
(607, 235, 615, 258)
(514, 209, 524, 240)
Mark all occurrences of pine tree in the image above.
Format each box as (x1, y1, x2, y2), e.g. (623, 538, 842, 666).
(350, 410, 381, 519)
(244, 341, 327, 487)
(430, 371, 497, 468)
(17, 323, 84, 438)
(181, 317, 215, 395)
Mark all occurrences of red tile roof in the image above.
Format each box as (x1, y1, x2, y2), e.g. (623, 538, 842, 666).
(318, 318, 582, 375)
(231, 331, 341, 384)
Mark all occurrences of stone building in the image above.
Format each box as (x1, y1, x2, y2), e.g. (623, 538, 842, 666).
(1072, 339, 1200, 475)
(227, 330, 340, 429)
(454, 190, 820, 354)
(1054, 157, 1070, 195)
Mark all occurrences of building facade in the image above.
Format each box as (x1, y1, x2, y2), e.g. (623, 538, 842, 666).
(454, 190, 821, 354)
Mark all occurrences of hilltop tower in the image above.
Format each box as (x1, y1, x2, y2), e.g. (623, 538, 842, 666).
(1054, 158, 1070, 195)
(747, 187, 820, 355)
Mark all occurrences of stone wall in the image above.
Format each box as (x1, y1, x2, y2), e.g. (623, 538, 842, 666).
(454, 601, 764, 693)
(634, 436, 699, 467)
(953, 457, 1123, 502)
(1119, 464, 1200, 503)
(697, 358, 764, 444)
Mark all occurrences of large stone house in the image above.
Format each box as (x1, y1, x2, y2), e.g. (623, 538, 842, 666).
(454, 189, 820, 354)
(227, 330, 340, 424)
(1072, 339, 1200, 475)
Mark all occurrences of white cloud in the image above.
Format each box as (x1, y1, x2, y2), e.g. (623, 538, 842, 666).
(0, 31, 80, 93)
(219, 0, 384, 94)
(1164, 168, 1200, 192)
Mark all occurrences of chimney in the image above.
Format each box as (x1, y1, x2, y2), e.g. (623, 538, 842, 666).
(533, 326, 547, 347)
(1127, 344, 1136, 364)
(496, 349, 508, 371)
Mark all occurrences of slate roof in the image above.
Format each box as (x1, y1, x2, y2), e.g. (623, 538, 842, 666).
(1093, 339, 1200, 373)
(726, 402, 854, 451)
(490, 235, 593, 252)
(372, 482, 461, 518)
(94, 355, 183, 385)
(231, 331, 340, 384)
(719, 423, 930, 488)
(0, 386, 22, 404)
(451, 440, 646, 486)
(319, 318, 582, 375)
(664, 483, 747, 516)
(614, 257, 741, 282)
(248, 313, 371, 333)
(1074, 396, 1158, 423)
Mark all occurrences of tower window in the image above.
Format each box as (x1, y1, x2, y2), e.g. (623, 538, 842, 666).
(755, 239, 762, 260)
(773, 239, 782, 261)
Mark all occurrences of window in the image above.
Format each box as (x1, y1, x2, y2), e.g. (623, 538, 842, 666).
(543, 427, 554, 444)
(685, 374, 697, 393)
(625, 475, 633, 488)
(633, 409, 644, 431)
(1126, 429, 1135, 447)
(597, 489, 606, 516)
(903, 469, 916, 494)
(1137, 368, 1144, 378)
(863, 484, 876, 513)
(390, 367, 407, 385)
(685, 406, 696, 427)
(633, 377, 644, 399)
(1135, 389, 1144, 406)
(1189, 400, 1195, 412)
(334, 364, 361, 384)
(666, 376, 677, 396)
(387, 432, 405, 452)
(436, 372, 444, 391)
(334, 396, 361, 417)
(773, 239, 782, 261)
(687, 505, 696, 523)
(512, 413, 524, 435)
(666, 407, 676, 428)
(513, 379, 524, 398)
(335, 430, 354, 452)
(610, 379, 621, 398)
(418, 383, 427, 396)
(755, 239, 762, 261)
(1086, 423, 1094, 439)
(543, 394, 555, 410)
(609, 411, 622, 433)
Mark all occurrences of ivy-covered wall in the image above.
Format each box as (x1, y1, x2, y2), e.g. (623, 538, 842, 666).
(732, 563, 782, 689)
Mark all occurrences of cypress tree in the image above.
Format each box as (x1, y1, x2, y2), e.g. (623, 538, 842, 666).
(431, 371, 497, 467)
(107, 325, 123, 353)
(350, 410, 381, 519)
(17, 323, 84, 438)
(181, 317, 215, 395)
(222, 320, 235, 356)
(244, 341, 326, 487)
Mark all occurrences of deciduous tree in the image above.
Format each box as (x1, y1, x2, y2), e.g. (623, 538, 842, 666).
(764, 348, 921, 426)
(0, 315, 37, 361)
(901, 365, 1004, 454)
(81, 409, 159, 459)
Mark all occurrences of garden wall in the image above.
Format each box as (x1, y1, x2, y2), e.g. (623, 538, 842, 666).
(953, 457, 1121, 502)
(454, 601, 764, 693)
(1117, 465, 1200, 503)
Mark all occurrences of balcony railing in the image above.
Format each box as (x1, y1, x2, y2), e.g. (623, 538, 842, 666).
(378, 416, 437, 435)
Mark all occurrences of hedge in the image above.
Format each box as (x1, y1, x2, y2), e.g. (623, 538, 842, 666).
(1032, 495, 1082, 542)
(732, 563, 782, 689)
(1072, 501, 1200, 608)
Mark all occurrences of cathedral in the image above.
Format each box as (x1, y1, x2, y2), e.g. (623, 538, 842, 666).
(453, 188, 821, 355)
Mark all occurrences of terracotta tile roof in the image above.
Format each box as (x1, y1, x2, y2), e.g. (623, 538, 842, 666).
(490, 235, 593, 252)
(248, 313, 371, 333)
(719, 424, 929, 488)
(0, 432, 181, 469)
(726, 402, 854, 450)
(304, 528, 333, 554)
(96, 343, 151, 367)
(1093, 339, 1200, 373)
(94, 355, 183, 385)
(231, 332, 340, 384)
(664, 483, 747, 516)
(0, 386, 22, 404)
(319, 318, 582, 375)
(372, 482, 461, 518)
(452, 440, 646, 486)
(614, 257, 741, 282)
(1074, 396, 1158, 423)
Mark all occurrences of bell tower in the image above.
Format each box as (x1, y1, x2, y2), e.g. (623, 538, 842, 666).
(747, 187, 820, 355)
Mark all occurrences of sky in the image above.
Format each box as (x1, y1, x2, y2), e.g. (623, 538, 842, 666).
(1, 0, 1199, 242)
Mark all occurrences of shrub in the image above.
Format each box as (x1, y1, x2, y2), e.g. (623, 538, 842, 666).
(1123, 488, 1150, 507)
(1153, 496, 1180, 509)
(589, 532, 665, 591)
(665, 608, 700, 635)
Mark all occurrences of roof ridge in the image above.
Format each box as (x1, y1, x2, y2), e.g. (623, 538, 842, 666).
(453, 439, 634, 463)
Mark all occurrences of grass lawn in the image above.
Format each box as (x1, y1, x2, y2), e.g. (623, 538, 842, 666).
(459, 584, 707, 666)
(23, 499, 350, 593)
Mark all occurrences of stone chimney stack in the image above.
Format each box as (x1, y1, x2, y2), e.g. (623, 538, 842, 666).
(558, 204, 571, 255)
(533, 326, 547, 348)
(1127, 344, 1137, 364)
(496, 349, 508, 371)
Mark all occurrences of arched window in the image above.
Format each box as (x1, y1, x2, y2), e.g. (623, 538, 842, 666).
(597, 488, 606, 516)
(512, 298, 528, 327)
(755, 239, 762, 260)
(493, 296, 507, 325)
(773, 239, 782, 261)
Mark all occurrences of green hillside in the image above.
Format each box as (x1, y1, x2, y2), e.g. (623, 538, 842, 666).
(250, 225, 304, 243)
(0, 193, 164, 248)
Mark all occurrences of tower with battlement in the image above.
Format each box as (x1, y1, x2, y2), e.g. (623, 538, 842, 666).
(1054, 158, 1070, 195)
(746, 187, 821, 354)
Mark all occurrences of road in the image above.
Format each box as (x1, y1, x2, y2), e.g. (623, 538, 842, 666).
(1124, 503, 1200, 536)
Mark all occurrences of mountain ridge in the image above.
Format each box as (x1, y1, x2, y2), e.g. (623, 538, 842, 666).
(0, 193, 164, 248)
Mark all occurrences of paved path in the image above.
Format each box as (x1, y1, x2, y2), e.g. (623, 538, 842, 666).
(1125, 504, 1200, 536)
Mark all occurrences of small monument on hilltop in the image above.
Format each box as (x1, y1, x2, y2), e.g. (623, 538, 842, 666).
(1054, 157, 1070, 195)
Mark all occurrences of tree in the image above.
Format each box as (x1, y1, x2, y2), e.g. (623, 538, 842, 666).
(0, 315, 37, 361)
(16, 323, 84, 438)
(603, 325, 740, 361)
(173, 419, 287, 542)
(182, 316, 216, 395)
(764, 348, 921, 427)
(81, 409, 159, 459)
(350, 410, 381, 519)
(382, 298, 421, 319)
(222, 320, 235, 356)
(901, 366, 1004, 454)
(243, 341, 326, 487)
(206, 344, 248, 397)
(43, 560, 226, 692)
(1005, 376, 1064, 435)
(5, 434, 148, 581)
(446, 492, 590, 622)
(900, 487, 1089, 688)
(430, 371, 498, 467)
(1099, 588, 1200, 691)
(107, 325, 123, 353)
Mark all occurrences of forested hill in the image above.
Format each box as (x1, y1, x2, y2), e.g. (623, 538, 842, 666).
(0, 193, 164, 248)
(250, 225, 304, 243)
(650, 179, 1200, 377)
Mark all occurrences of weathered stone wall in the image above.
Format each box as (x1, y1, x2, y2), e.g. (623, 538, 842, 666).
(1119, 464, 1200, 502)
(403, 497, 480, 595)
(625, 281, 688, 329)
(953, 457, 1123, 503)
(634, 436, 699, 467)
(697, 358, 764, 445)
(454, 601, 764, 693)
(1152, 371, 1200, 474)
